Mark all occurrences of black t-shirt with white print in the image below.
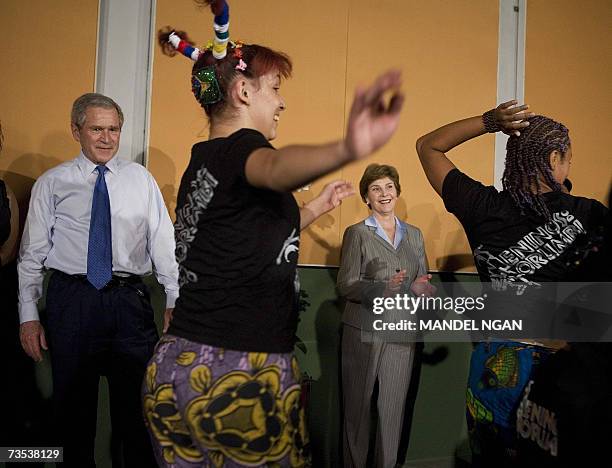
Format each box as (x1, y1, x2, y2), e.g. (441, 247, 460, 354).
(168, 129, 301, 353)
(444, 169, 611, 463)
(442, 168, 608, 287)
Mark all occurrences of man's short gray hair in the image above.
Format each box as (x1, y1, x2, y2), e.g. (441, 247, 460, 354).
(71, 93, 124, 129)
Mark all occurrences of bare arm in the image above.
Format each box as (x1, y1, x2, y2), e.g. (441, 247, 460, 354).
(299, 181, 354, 230)
(415, 100, 534, 196)
(246, 70, 404, 191)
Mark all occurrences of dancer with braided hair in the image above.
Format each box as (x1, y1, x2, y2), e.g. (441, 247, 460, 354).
(142, 1, 403, 466)
(416, 101, 608, 466)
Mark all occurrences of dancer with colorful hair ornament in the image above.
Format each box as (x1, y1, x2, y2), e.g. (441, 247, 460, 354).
(415, 102, 608, 466)
(142, 1, 404, 466)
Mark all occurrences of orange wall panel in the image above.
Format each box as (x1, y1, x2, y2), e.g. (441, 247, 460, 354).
(525, 0, 612, 204)
(335, 0, 499, 269)
(0, 1, 99, 206)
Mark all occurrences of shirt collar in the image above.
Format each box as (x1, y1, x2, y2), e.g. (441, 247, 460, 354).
(76, 152, 121, 178)
(364, 214, 406, 249)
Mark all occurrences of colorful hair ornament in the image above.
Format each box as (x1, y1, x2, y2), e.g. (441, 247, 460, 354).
(164, 1, 230, 61)
(211, 0, 230, 59)
(191, 66, 222, 105)
(168, 31, 201, 61)
(235, 59, 247, 71)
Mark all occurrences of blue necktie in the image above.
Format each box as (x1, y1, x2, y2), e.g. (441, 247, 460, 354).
(87, 165, 113, 289)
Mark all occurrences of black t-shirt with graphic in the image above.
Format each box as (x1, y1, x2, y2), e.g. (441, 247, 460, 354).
(168, 129, 301, 353)
(442, 169, 608, 286)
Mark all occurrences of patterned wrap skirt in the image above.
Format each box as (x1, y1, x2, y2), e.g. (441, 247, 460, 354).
(466, 341, 553, 465)
(142, 334, 310, 467)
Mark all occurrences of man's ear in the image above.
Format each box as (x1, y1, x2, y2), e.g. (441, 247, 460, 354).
(70, 123, 81, 142)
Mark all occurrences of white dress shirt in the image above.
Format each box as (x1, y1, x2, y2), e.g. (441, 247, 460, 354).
(18, 153, 179, 323)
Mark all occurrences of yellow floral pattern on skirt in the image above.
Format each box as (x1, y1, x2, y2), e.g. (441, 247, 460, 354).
(142, 336, 309, 467)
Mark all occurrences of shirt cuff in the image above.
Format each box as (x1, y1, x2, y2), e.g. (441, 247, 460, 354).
(18, 301, 41, 324)
(165, 289, 179, 309)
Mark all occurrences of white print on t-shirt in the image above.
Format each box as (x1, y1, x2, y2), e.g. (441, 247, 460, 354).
(294, 271, 301, 299)
(276, 228, 299, 265)
(175, 167, 219, 286)
(516, 380, 558, 457)
(474, 210, 585, 293)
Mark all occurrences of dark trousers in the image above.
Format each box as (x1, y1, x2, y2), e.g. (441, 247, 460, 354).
(44, 270, 158, 467)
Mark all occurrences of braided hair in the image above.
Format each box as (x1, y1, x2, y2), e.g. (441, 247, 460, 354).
(502, 115, 570, 220)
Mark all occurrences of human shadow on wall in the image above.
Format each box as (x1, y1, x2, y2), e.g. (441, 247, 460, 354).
(437, 227, 474, 273)
(405, 200, 473, 271)
(2, 130, 65, 220)
(146, 147, 178, 219)
(296, 202, 343, 466)
(0, 137, 66, 462)
(405, 203, 476, 465)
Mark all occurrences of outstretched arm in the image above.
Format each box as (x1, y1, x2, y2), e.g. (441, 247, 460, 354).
(299, 180, 354, 230)
(246, 70, 404, 192)
(415, 100, 534, 196)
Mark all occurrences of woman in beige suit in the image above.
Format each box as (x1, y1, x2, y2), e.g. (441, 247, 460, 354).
(338, 164, 433, 468)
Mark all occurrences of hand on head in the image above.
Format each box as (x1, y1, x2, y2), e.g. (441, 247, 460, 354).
(493, 100, 536, 137)
(344, 69, 404, 160)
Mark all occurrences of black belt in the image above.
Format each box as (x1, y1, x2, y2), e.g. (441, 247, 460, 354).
(53, 270, 143, 289)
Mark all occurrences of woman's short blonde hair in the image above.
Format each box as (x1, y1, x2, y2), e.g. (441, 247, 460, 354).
(359, 163, 401, 204)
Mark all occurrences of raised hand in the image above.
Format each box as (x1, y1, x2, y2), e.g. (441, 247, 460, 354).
(313, 180, 355, 214)
(299, 180, 355, 230)
(344, 70, 404, 160)
(493, 100, 536, 136)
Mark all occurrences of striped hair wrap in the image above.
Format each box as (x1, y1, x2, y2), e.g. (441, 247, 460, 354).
(167, 0, 230, 62)
(211, 0, 230, 59)
(168, 32, 201, 61)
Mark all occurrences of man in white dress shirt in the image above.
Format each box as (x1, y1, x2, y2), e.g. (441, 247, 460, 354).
(17, 93, 179, 466)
